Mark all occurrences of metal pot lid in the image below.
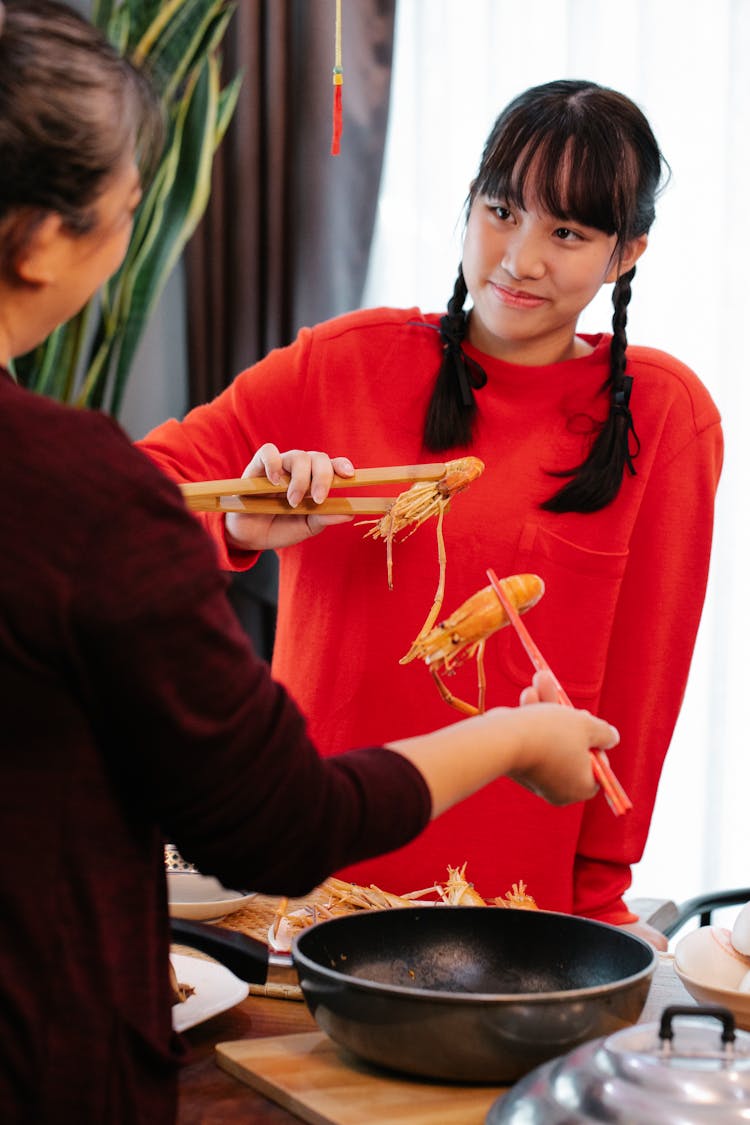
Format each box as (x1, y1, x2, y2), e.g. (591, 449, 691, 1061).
(487, 1006, 750, 1124)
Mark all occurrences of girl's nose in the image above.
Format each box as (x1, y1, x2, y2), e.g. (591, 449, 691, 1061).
(502, 232, 546, 280)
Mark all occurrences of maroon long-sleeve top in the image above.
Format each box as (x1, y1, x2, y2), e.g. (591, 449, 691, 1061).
(0, 370, 430, 1123)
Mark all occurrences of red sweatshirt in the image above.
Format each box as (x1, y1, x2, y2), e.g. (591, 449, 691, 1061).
(140, 307, 723, 923)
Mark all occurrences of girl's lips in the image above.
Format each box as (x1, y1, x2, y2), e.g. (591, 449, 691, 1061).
(491, 282, 547, 309)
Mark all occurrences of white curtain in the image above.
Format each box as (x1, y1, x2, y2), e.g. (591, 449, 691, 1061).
(363, 0, 750, 909)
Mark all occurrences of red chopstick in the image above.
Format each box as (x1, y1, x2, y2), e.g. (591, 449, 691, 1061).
(486, 568, 632, 817)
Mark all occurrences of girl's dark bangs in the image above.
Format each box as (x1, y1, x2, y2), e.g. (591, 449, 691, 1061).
(476, 124, 623, 235)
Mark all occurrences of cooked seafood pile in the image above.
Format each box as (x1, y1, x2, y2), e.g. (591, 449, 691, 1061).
(264, 864, 537, 952)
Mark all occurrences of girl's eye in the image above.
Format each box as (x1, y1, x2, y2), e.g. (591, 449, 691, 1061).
(554, 227, 582, 242)
(491, 205, 512, 222)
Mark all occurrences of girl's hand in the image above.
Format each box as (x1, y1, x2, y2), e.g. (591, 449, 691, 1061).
(224, 443, 356, 550)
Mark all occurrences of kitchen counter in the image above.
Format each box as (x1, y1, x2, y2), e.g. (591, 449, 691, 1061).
(176, 951, 691, 1124)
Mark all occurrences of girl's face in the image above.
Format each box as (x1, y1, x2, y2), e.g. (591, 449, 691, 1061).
(462, 191, 646, 365)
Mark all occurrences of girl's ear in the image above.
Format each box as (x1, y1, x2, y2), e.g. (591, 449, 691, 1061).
(14, 213, 67, 285)
(606, 233, 648, 284)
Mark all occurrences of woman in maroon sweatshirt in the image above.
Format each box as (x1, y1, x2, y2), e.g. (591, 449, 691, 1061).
(0, 3, 618, 1122)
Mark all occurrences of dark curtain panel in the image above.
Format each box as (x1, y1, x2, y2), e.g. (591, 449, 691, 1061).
(185, 0, 397, 402)
(183, 0, 397, 659)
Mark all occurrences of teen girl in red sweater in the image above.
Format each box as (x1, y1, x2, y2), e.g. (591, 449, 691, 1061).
(142, 80, 723, 949)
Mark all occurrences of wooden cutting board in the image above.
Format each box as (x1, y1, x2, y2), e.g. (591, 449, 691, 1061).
(216, 1032, 505, 1124)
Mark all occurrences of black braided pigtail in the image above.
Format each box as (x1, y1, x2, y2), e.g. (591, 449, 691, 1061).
(609, 265, 641, 473)
(543, 267, 641, 513)
(423, 267, 488, 451)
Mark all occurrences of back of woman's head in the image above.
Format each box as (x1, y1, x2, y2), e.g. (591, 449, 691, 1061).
(0, 0, 160, 244)
(427, 79, 668, 513)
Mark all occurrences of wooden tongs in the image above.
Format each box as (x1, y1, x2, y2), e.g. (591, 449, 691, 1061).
(487, 567, 633, 817)
(180, 463, 451, 516)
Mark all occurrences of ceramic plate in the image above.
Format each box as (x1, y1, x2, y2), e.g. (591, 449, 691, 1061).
(171, 953, 249, 1032)
(167, 871, 256, 920)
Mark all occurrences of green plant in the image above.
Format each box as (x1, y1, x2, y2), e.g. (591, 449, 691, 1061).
(14, 0, 241, 416)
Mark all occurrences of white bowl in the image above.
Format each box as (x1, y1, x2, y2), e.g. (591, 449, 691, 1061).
(673, 968, 750, 1031)
(167, 871, 255, 921)
(674, 926, 750, 1030)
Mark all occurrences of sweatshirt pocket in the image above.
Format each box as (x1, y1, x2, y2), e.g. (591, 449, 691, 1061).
(501, 521, 629, 701)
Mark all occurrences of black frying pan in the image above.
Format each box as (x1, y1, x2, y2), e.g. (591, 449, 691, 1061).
(171, 906, 656, 1083)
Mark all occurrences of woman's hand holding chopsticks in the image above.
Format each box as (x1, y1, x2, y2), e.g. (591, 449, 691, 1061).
(224, 443, 357, 551)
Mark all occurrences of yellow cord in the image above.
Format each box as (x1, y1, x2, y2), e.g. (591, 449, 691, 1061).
(334, 0, 343, 75)
(331, 0, 343, 153)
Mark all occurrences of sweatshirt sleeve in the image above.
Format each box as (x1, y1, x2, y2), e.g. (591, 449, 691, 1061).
(136, 329, 317, 572)
(573, 417, 723, 923)
(76, 432, 432, 896)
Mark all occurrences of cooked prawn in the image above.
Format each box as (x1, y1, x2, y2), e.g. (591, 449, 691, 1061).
(400, 573, 545, 715)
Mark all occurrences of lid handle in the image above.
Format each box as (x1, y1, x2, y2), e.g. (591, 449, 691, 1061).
(659, 1004, 737, 1047)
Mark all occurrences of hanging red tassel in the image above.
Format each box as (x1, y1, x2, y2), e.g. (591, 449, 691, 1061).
(331, 71, 343, 155)
(330, 0, 343, 155)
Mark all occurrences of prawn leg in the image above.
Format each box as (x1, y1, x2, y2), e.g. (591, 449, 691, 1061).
(386, 515, 395, 589)
(429, 665, 480, 716)
(360, 456, 484, 595)
(476, 639, 487, 715)
(411, 504, 448, 642)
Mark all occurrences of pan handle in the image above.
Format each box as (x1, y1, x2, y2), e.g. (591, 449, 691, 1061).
(170, 916, 275, 985)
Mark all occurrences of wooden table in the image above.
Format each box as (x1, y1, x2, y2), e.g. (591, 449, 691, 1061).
(176, 953, 692, 1124)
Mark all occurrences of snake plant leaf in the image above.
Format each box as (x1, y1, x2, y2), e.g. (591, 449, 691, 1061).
(15, 326, 67, 400)
(75, 71, 196, 409)
(92, 0, 117, 27)
(124, 0, 178, 47)
(58, 306, 97, 402)
(108, 54, 220, 415)
(133, 0, 223, 93)
(215, 69, 242, 148)
(107, 4, 131, 54)
(13, 304, 92, 403)
(156, 4, 232, 106)
(16, 0, 239, 414)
